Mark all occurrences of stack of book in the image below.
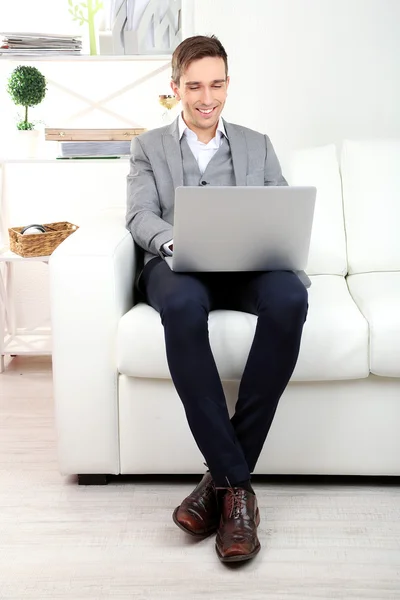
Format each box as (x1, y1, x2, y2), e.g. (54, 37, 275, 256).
(59, 141, 132, 158)
(44, 128, 147, 158)
(0, 32, 82, 56)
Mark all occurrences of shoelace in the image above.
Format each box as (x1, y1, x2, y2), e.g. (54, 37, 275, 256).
(192, 470, 215, 504)
(222, 487, 247, 519)
(202, 463, 215, 499)
(202, 480, 215, 499)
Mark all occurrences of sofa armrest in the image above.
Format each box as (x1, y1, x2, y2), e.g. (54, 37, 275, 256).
(49, 208, 135, 475)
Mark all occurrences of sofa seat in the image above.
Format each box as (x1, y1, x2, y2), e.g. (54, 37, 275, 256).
(347, 272, 400, 377)
(117, 274, 369, 382)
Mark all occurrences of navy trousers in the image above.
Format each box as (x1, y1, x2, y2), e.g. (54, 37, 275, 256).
(141, 257, 308, 487)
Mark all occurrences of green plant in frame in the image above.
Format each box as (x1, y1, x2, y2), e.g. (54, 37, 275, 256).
(68, 0, 103, 55)
(7, 66, 47, 130)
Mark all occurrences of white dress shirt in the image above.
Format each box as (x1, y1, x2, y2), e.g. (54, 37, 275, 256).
(163, 113, 227, 256)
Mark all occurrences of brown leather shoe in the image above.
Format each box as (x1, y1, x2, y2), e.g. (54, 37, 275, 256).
(173, 472, 219, 537)
(215, 487, 261, 562)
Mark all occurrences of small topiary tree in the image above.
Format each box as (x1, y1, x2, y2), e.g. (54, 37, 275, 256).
(7, 65, 47, 130)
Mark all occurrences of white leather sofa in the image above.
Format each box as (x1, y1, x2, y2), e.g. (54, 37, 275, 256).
(49, 139, 400, 483)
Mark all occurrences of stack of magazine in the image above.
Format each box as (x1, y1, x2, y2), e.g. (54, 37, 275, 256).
(0, 32, 82, 56)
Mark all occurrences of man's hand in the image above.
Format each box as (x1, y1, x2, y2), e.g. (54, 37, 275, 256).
(163, 239, 174, 256)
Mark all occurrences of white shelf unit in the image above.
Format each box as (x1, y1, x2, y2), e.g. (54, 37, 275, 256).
(0, 250, 50, 261)
(0, 250, 51, 372)
(0, 158, 129, 372)
(0, 45, 171, 370)
(3, 331, 52, 356)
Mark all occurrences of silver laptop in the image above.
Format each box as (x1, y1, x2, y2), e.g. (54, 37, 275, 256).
(165, 186, 316, 273)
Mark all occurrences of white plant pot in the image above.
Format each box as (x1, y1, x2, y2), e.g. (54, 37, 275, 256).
(14, 129, 42, 159)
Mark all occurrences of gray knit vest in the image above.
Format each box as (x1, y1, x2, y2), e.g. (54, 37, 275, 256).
(180, 135, 236, 186)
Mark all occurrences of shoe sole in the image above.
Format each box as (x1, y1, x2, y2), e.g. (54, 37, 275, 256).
(172, 506, 218, 538)
(216, 542, 261, 563)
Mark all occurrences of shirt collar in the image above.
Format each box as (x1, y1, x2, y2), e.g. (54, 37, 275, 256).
(178, 112, 227, 142)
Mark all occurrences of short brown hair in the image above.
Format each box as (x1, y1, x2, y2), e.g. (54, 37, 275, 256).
(171, 35, 228, 85)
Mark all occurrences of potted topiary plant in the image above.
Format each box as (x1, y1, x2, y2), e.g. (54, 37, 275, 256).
(7, 65, 47, 157)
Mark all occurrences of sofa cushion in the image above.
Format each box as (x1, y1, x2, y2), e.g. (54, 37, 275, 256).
(281, 144, 347, 276)
(341, 139, 400, 274)
(347, 272, 400, 377)
(117, 275, 369, 381)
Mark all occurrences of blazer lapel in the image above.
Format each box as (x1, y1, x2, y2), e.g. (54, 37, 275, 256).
(162, 118, 183, 189)
(223, 120, 248, 186)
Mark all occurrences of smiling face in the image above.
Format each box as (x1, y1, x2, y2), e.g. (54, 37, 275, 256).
(170, 56, 230, 143)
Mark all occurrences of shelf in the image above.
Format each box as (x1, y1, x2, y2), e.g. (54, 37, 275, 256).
(3, 331, 52, 355)
(0, 157, 130, 164)
(0, 249, 50, 262)
(0, 54, 171, 62)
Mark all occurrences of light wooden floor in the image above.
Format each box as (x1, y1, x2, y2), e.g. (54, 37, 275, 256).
(1, 356, 400, 599)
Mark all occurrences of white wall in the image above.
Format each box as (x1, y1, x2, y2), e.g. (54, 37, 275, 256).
(1, 0, 398, 153)
(0, 59, 173, 152)
(0, 1, 196, 148)
(1, 160, 130, 332)
(1, 0, 399, 333)
(0, 1, 78, 34)
(194, 0, 400, 157)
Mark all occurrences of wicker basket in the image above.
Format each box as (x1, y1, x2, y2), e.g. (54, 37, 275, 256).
(8, 221, 79, 258)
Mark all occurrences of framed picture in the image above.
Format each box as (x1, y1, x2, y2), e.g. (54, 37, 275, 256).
(99, 0, 195, 56)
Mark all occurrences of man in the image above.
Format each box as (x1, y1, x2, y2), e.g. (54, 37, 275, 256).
(126, 35, 308, 563)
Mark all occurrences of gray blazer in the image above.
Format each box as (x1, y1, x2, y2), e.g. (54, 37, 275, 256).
(125, 117, 310, 287)
(126, 117, 287, 263)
